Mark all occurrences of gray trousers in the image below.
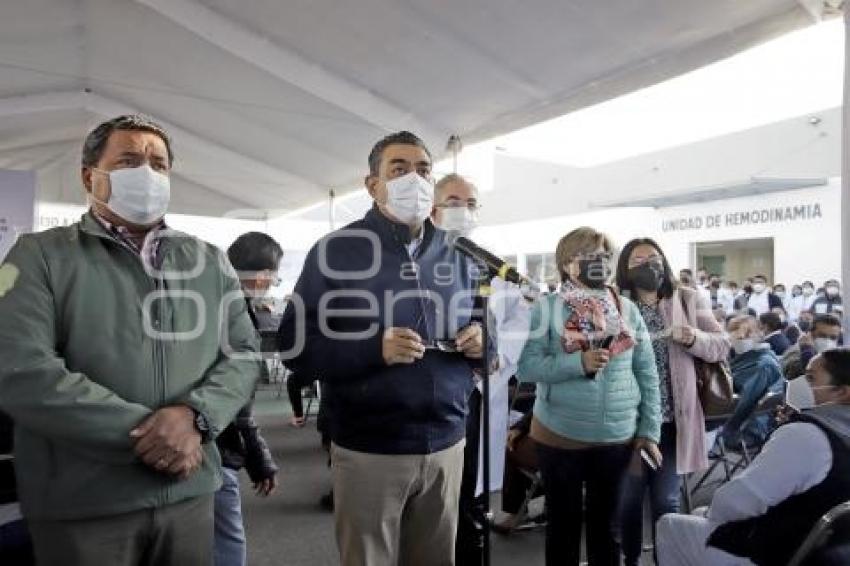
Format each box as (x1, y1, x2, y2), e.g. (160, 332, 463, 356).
(27, 495, 214, 566)
(332, 440, 465, 566)
(656, 514, 756, 566)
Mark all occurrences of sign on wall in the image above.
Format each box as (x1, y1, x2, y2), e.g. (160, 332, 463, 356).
(661, 202, 823, 232)
(0, 170, 36, 262)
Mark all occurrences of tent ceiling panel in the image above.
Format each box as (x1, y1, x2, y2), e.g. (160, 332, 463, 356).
(0, 0, 821, 217)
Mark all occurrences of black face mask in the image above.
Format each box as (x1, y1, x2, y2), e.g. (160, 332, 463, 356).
(577, 259, 611, 289)
(628, 262, 664, 291)
(799, 320, 812, 332)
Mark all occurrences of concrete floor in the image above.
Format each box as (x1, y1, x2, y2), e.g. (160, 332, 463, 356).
(240, 386, 722, 566)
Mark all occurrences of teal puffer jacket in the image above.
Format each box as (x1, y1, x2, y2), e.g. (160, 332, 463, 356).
(517, 292, 661, 444)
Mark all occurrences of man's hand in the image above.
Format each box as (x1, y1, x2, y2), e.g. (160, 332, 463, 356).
(254, 475, 278, 497)
(130, 405, 203, 480)
(382, 328, 425, 366)
(456, 323, 483, 359)
(798, 333, 813, 349)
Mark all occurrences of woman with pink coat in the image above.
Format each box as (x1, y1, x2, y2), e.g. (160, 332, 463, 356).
(614, 238, 731, 566)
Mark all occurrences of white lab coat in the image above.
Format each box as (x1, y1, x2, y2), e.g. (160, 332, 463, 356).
(475, 277, 531, 496)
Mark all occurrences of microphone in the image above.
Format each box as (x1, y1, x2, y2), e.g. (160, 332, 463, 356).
(450, 235, 530, 286)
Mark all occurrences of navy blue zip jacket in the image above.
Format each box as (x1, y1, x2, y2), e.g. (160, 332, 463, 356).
(278, 206, 484, 455)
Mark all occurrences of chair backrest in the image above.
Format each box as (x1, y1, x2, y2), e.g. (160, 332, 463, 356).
(753, 390, 785, 415)
(787, 500, 850, 566)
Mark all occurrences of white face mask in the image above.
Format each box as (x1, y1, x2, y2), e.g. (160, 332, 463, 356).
(803, 287, 815, 297)
(384, 172, 434, 226)
(826, 286, 840, 298)
(752, 283, 766, 294)
(732, 338, 755, 356)
(786, 376, 840, 412)
(786, 376, 816, 411)
(93, 165, 170, 225)
(437, 206, 477, 236)
(814, 337, 838, 353)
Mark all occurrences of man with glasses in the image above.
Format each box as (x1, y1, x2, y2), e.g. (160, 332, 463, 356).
(278, 131, 486, 566)
(0, 115, 261, 565)
(431, 173, 532, 563)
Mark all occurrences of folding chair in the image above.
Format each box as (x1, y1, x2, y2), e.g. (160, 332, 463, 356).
(787, 500, 850, 566)
(682, 391, 784, 512)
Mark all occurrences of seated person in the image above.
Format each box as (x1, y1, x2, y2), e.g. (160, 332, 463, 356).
(657, 348, 850, 565)
(782, 313, 842, 380)
(721, 316, 783, 447)
(492, 411, 543, 533)
(759, 311, 791, 357)
(772, 306, 802, 345)
(0, 412, 33, 564)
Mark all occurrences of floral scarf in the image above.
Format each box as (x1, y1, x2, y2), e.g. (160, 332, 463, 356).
(558, 281, 635, 355)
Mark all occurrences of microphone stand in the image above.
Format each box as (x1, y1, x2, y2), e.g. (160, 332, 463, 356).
(478, 276, 492, 566)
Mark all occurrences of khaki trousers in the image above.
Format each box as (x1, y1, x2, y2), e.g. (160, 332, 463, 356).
(332, 440, 465, 566)
(27, 495, 213, 566)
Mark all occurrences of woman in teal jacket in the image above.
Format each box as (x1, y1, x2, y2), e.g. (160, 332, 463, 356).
(517, 227, 661, 566)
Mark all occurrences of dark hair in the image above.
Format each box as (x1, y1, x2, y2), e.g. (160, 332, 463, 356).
(367, 131, 431, 176)
(753, 274, 767, 282)
(759, 312, 782, 332)
(615, 238, 677, 300)
(679, 268, 693, 277)
(821, 348, 850, 387)
(227, 232, 283, 272)
(813, 313, 843, 334)
(774, 283, 786, 290)
(82, 115, 174, 168)
(728, 280, 738, 288)
(803, 280, 814, 288)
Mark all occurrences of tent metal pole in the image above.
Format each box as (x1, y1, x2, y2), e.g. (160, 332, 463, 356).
(843, 10, 849, 337)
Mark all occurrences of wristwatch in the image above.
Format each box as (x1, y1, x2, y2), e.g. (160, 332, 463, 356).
(192, 408, 213, 443)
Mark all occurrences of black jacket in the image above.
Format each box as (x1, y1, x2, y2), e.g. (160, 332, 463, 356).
(0, 412, 15, 505)
(215, 301, 278, 481)
(278, 207, 484, 455)
(709, 404, 850, 564)
(764, 331, 791, 357)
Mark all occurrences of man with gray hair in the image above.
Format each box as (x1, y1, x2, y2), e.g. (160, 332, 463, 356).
(0, 115, 261, 565)
(431, 173, 531, 564)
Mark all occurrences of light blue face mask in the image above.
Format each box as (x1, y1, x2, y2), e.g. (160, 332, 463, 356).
(732, 338, 755, 356)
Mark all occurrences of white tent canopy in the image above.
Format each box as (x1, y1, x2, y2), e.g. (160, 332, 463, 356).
(0, 0, 835, 218)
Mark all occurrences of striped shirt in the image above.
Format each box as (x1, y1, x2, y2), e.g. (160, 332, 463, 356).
(91, 211, 167, 270)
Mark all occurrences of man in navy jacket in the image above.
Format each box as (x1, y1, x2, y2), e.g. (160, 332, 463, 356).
(278, 131, 485, 566)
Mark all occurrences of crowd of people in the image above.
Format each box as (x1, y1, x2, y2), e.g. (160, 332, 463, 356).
(0, 115, 848, 566)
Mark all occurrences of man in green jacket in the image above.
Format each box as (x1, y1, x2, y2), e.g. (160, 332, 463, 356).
(0, 115, 262, 565)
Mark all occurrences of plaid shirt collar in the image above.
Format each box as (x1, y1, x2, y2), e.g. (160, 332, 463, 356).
(91, 210, 167, 270)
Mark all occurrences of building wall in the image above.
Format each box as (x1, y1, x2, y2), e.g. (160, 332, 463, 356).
(655, 180, 841, 286)
(483, 106, 841, 226)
